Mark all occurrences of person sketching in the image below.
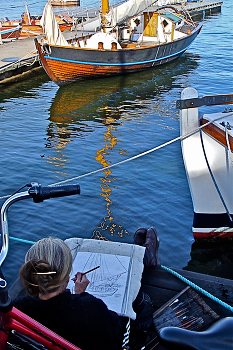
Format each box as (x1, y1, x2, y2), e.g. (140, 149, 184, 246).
(13, 237, 127, 350)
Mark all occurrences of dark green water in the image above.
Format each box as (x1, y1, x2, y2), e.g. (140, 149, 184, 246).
(0, 0, 233, 286)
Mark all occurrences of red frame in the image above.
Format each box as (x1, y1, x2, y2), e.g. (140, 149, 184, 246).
(0, 306, 81, 350)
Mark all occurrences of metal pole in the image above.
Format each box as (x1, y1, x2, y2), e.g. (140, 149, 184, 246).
(0, 22, 2, 45)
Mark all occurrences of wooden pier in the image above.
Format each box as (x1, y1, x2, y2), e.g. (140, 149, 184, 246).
(175, 1, 223, 19)
(0, 1, 223, 85)
(0, 36, 43, 85)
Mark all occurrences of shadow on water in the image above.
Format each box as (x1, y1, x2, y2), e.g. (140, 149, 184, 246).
(0, 71, 49, 103)
(45, 53, 200, 240)
(48, 52, 199, 134)
(184, 239, 233, 280)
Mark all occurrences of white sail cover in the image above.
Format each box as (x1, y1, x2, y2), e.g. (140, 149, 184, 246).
(40, 2, 69, 46)
(110, 0, 158, 26)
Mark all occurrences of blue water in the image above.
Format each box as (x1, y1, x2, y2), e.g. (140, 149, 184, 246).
(1, 0, 233, 286)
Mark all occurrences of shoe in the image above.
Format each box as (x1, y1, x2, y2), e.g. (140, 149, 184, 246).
(133, 227, 147, 246)
(143, 227, 160, 269)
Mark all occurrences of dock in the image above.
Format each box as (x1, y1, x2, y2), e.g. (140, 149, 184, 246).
(0, 0, 223, 85)
(175, 0, 223, 19)
(0, 36, 43, 85)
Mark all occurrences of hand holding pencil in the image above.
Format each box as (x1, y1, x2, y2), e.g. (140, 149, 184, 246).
(73, 272, 90, 294)
(72, 266, 100, 295)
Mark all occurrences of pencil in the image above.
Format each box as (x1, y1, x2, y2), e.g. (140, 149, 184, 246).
(81, 265, 100, 276)
(72, 266, 100, 282)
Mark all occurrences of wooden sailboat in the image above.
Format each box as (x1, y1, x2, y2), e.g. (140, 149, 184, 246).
(0, 26, 21, 42)
(35, 1, 202, 86)
(1, 4, 73, 38)
(179, 87, 233, 240)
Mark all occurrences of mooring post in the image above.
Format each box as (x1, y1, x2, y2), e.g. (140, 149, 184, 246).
(0, 23, 2, 45)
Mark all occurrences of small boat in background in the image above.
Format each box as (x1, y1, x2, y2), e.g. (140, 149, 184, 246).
(35, 1, 202, 86)
(1, 4, 43, 37)
(1, 4, 73, 39)
(51, 0, 80, 5)
(18, 12, 43, 37)
(0, 26, 21, 42)
(179, 87, 233, 240)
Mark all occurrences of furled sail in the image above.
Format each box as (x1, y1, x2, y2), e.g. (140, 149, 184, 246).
(110, 0, 158, 26)
(40, 2, 69, 46)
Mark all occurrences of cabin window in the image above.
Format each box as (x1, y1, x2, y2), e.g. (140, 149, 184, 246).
(134, 18, 140, 26)
(162, 19, 169, 28)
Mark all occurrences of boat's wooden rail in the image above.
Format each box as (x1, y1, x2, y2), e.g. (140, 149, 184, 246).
(10, 266, 233, 320)
(141, 267, 233, 319)
(200, 117, 233, 152)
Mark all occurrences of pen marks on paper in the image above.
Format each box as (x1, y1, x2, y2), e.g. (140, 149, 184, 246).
(69, 252, 130, 300)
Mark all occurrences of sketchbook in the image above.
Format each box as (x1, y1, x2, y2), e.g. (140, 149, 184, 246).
(65, 238, 145, 319)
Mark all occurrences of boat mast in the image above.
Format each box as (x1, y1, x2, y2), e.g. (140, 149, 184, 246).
(25, 2, 31, 25)
(101, 0, 110, 32)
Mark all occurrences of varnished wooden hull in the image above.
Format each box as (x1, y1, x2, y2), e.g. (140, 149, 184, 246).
(200, 117, 233, 152)
(20, 25, 43, 37)
(0, 26, 21, 40)
(35, 24, 202, 86)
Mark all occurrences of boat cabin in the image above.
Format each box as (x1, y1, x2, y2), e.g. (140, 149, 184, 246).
(121, 10, 186, 43)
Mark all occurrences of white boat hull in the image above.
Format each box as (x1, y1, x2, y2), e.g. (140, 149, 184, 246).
(180, 87, 233, 239)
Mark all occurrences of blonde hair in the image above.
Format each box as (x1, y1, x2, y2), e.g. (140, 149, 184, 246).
(20, 237, 72, 297)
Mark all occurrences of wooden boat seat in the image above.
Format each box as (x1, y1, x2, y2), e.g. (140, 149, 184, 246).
(158, 317, 233, 350)
(120, 41, 157, 49)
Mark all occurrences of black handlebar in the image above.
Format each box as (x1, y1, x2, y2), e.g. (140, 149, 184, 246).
(28, 184, 80, 203)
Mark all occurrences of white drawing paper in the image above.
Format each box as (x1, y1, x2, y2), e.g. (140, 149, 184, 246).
(65, 238, 145, 319)
(68, 252, 131, 315)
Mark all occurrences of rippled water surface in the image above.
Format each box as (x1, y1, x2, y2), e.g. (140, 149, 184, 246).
(1, 0, 233, 286)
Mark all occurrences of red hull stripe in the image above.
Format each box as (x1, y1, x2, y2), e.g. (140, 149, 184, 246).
(193, 231, 233, 239)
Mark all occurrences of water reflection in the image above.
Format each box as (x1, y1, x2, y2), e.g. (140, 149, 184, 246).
(46, 53, 199, 238)
(92, 121, 130, 240)
(0, 73, 48, 103)
(48, 52, 199, 135)
(46, 53, 199, 168)
(184, 240, 233, 280)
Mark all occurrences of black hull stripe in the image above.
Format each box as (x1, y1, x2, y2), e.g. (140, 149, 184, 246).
(193, 213, 233, 229)
(44, 45, 189, 66)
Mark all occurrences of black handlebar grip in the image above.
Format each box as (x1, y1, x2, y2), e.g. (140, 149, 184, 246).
(28, 184, 80, 203)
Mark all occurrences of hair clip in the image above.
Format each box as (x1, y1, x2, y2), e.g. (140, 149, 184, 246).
(28, 282, 39, 287)
(33, 271, 57, 275)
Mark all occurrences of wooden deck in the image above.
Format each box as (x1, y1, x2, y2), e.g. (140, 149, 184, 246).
(141, 267, 233, 319)
(10, 266, 233, 319)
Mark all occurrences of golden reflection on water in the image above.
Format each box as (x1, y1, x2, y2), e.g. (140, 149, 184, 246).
(45, 123, 72, 177)
(46, 60, 199, 234)
(92, 118, 130, 240)
(47, 87, 131, 238)
(46, 77, 121, 177)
